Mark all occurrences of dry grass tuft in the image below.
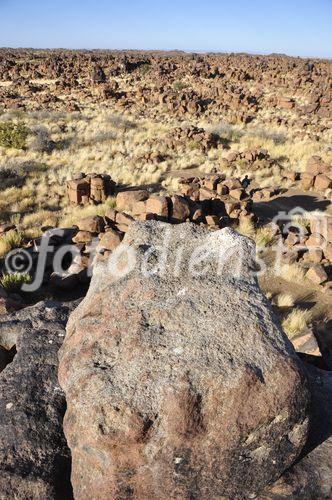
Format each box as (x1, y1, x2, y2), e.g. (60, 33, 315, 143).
(279, 263, 306, 282)
(282, 308, 313, 338)
(255, 226, 275, 249)
(0, 230, 23, 257)
(275, 293, 295, 308)
(237, 218, 256, 239)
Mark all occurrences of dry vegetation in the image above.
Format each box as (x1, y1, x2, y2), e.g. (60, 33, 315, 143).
(1, 106, 330, 236)
(0, 50, 331, 343)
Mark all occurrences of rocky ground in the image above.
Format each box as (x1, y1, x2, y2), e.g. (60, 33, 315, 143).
(0, 49, 331, 498)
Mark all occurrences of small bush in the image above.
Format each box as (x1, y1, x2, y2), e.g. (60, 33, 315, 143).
(139, 63, 151, 76)
(0, 122, 29, 149)
(0, 272, 31, 292)
(173, 81, 188, 92)
(28, 126, 55, 153)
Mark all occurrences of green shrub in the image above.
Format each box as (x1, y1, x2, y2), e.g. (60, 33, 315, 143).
(139, 63, 151, 75)
(0, 122, 29, 149)
(0, 272, 31, 292)
(173, 81, 188, 92)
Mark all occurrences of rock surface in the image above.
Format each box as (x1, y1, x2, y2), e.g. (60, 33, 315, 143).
(260, 364, 332, 499)
(0, 301, 75, 499)
(59, 221, 310, 499)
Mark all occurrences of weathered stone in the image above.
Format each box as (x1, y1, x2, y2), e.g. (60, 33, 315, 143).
(216, 183, 229, 195)
(115, 211, 135, 226)
(283, 170, 298, 182)
(300, 173, 316, 190)
(90, 176, 107, 203)
(281, 250, 299, 265)
(72, 230, 94, 244)
(170, 195, 190, 222)
(306, 232, 326, 248)
(67, 178, 90, 205)
(306, 156, 326, 176)
(198, 187, 215, 201)
(314, 174, 332, 191)
(307, 248, 323, 263)
(222, 177, 242, 190)
(131, 201, 147, 216)
(324, 243, 332, 261)
(261, 364, 332, 500)
(116, 190, 149, 212)
(0, 302, 75, 498)
(191, 208, 205, 223)
(77, 215, 105, 234)
(291, 330, 320, 357)
(146, 196, 170, 219)
(306, 265, 328, 285)
(105, 208, 117, 222)
(205, 214, 220, 226)
(97, 229, 124, 251)
(230, 188, 245, 200)
(59, 222, 309, 500)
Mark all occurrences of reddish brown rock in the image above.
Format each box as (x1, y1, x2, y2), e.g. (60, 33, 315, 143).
(116, 190, 149, 212)
(97, 229, 124, 251)
(314, 174, 332, 191)
(307, 248, 323, 263)
(306, 265, 328, 285)
(306, 156, 327, 176)
(230, 188, 245, 200)
(77, 216, 105, 234)
(115, 212, 135, 226)
(223, 177, 242, 190)
(72, 231, 94, 244)
(324, 243, 332, 261)
(131, 201, 147, 216)
(59, 222, 309, 500)
(146, 196, 170, 219)
(306, 232, 326, 248)
(170, 195, 190, 222)
(67, 178, 90, 205)
(300, 173, 316, 190)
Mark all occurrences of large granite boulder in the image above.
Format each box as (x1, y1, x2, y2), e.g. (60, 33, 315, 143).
(0, 301, 75, 499)
(59, 221, 310, 499)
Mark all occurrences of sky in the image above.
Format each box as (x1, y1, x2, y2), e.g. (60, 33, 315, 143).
(0, 0, 331, 58)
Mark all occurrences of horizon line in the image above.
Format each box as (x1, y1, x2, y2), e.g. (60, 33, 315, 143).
(0, 46, 331, 61)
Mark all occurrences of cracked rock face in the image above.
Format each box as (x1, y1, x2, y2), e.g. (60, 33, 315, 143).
(59, 221, 310, 499)
(0, 301, 75, 499)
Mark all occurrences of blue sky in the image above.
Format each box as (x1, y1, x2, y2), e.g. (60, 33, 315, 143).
(0, 0, 331, 58)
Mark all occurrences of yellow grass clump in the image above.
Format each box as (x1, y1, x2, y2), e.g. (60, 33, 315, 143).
(255, 226, 275, 249)
(275, 293, 295, 308)
(0, 230, 23, 258)
(282, 308, 313, 338)
(237, 218, 256, 239)
(279, 263, 306, 282)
